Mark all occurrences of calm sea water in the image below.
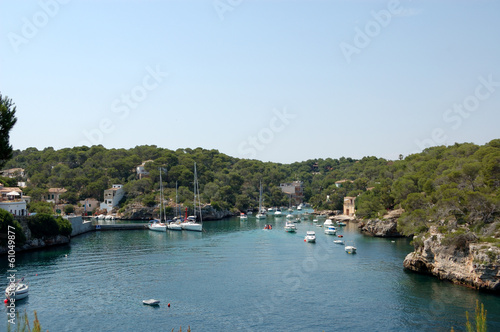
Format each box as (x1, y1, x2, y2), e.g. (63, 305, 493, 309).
(1, 215, 499, 331)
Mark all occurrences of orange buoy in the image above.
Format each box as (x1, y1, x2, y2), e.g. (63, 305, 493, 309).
(4, 299, 8, 304)
(168, 303, 170, 307)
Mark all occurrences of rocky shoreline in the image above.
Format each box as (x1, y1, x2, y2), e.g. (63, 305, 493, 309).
(358, 209, 405, 238)
(356, 210, 499, 293)
(403, 226, 500, 293)
(0, 235, 70, 255)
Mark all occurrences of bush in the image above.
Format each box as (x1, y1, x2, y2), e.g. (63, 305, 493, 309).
(441, 229, 476, 251)
(0, 210, 26, 247)
(28, 201, 53, 214)
(28, 213, 59, 238)
(56, 217, 72, 237)
(64, 204, 74, 215)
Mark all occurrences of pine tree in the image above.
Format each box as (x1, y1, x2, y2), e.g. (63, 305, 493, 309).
(0, 93, 18, 168)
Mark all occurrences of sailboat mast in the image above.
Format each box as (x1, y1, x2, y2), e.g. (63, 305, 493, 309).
(159, 167, 163, 222)
(175, 181, 179, 219)
(193, 162, 202, 223)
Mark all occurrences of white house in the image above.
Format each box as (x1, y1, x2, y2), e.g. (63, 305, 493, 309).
(136, 160, 153, 179)
(0, 186, 27, 216)
(100, 184, 125, 212)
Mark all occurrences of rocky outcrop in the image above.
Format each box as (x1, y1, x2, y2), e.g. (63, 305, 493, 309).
(201, 205, 235, 220)
(403, 226, 500, 293)
(359, 218, 404, 237)
(0, 235, 70, 255)
(359, 209, 406, 237)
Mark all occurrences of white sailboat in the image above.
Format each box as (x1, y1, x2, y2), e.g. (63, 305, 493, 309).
(181, 163, 203, 232)
(148, 168, 167, 232)
(168, 182, 182, 231)
(256, 181, 266, 219)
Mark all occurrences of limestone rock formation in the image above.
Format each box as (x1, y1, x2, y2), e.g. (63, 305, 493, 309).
(403, 226, 500, 293)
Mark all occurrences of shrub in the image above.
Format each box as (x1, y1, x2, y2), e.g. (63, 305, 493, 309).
(28, 201, 53, 214)
(0, 210, 26, 246)
(64, 204, 74, 215)
(56, 217, 72, 237)
(27, 213, 59, 238)
(441, 229, 476, 251)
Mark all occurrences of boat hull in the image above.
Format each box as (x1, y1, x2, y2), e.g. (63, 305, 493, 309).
(148, 224, 167, 232)
(167, 223, 182, 230)
(5, 284, 29, 300)
(181, 222, 202, 232)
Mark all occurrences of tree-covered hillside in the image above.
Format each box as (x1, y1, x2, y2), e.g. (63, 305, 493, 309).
(3, 140, 499, 239)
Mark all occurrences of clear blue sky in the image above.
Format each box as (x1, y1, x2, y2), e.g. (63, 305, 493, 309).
(1, 0, 499, 164)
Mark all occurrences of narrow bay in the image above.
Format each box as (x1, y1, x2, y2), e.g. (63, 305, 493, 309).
(2, 216, 499, 331)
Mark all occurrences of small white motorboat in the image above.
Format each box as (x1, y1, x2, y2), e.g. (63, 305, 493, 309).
(284, 221, 296, 233)
(304, 231, 316, 243)
(324, 219, 334, 227)
(240, 213, 248, 220)
(324, 226, 337, 235)
(5, 281, 29, 300)
(345, 245, 357, 254)
(333, 239, 344, 245)
(143, 299, 160, 306)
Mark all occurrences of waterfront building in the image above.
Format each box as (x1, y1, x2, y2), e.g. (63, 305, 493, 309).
(343, 196, 356, 216)
(0, 185, 27, 216)
(100, 184, 124, 212)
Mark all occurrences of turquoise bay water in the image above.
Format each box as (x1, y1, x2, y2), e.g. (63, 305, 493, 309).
(1, 216, 499, 331)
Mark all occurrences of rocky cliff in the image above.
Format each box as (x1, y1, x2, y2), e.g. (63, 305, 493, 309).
(358, 209, 405, 237)
(403, 226, 500, 293)
(359, 218, 404, 237)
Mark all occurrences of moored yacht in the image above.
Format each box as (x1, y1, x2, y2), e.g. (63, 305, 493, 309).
(304, 231, 316, 243)
(284, 221, 296, 233)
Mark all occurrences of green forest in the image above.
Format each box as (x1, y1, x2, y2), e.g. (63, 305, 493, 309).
(2, 139, 500, 245)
